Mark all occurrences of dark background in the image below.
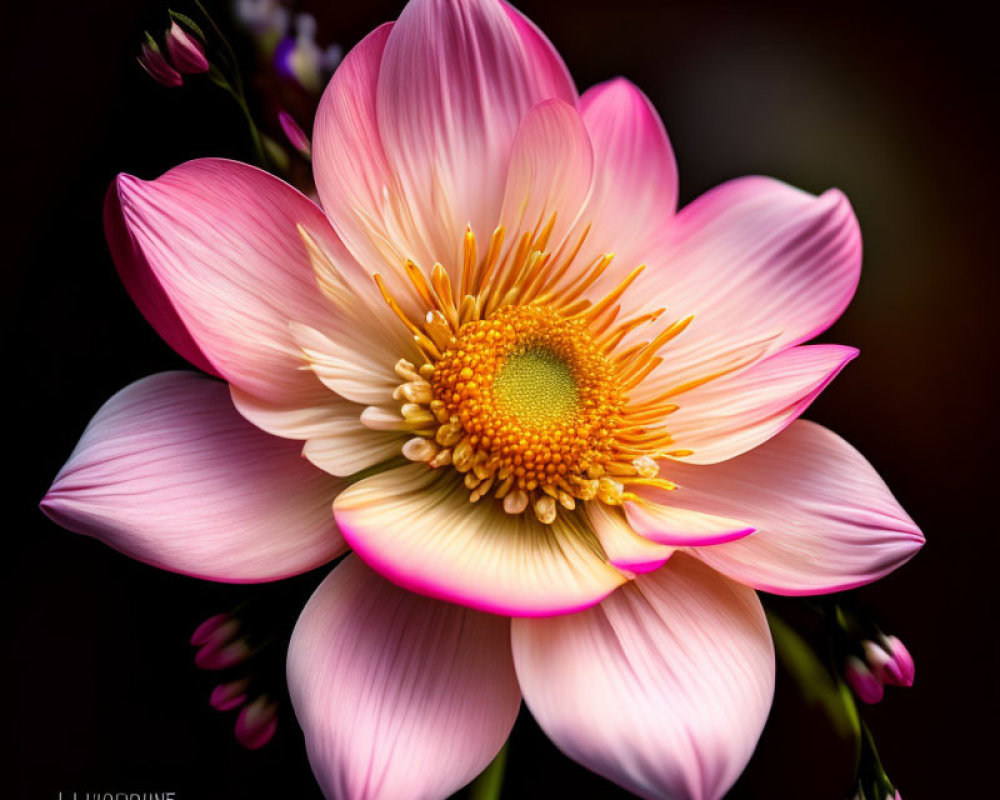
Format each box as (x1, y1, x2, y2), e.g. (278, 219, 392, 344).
(6, 0, 996, 797)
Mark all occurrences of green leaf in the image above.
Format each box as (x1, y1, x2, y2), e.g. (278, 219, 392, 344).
(168, 9, 207, 41)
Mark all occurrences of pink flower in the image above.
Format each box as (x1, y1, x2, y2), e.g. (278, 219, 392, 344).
(41, 0, 924, 797)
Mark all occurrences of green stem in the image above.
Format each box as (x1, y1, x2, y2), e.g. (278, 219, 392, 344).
(468, 741, 508, 800)
(196, 1, 269, 168)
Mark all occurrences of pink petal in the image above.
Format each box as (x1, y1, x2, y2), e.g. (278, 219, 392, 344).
(107, 158, 353, 406)
(498, 99, 594, 254)
(312, 24, 415, 291)
(640, 176, 861, 384)
(375, 0, 577, 272)
(664, 343, 859, 463)
(333, 464, 626, 616)
(104, 180, 217, 376)
(232, 386, 402, 478)
(40, 372, 345, 582)
(578, 78, 678, 267)
(665, 421, 923, 594)
(623, 499, 756, 546)
(584, 501, 675, 574)
(512, 554, 774, 800)
(287, 555, 520, 799)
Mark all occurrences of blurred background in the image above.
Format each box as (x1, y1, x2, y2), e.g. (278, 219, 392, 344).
(6, 0, 996, 796)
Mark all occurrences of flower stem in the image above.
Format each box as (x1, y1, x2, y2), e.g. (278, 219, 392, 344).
(195, 1, 269, 168)
(468, 741, 508, 800)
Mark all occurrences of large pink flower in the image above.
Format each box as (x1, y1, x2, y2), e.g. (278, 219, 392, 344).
(41, 0, 923, 797)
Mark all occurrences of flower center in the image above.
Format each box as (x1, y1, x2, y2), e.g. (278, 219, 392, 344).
(359, 221, 691, 523)
(493, 346, 578, 426)
(424, 306, 626, 516)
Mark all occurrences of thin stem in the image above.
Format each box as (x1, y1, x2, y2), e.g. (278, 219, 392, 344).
(196, 1, 269, 168)
(468, 741, 508, 800)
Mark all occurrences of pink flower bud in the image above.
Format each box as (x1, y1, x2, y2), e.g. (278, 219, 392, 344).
(138, 39, 182, 88)
(210, 677, 252, 711)
(882, 636, 915, 687)
(278, 110, 311, 157)
(191, 613, 232, 645)
(195, 637, 252, 670)
(166, 21, 209, 74)
(235, 695, 278, 749)
(845, 655, 884, 704)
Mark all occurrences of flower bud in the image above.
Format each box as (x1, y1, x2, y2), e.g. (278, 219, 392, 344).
(235, 695, 278, 749)
(861, 635, 914, 688)
(278, 110, 311, 157)
(138, 37, 182, 88)
(165, 21, 209, 74)
(881, 636, 915, 687)
(845, 655, 884, 704)
(210, 677, 252, 711)
(191, 612, 251, 669)
(195, 638, 252, 670)
(190, 613, 233, 646)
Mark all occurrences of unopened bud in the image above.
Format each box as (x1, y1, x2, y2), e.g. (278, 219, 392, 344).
(278, 110, 311, 157)
(138, 36, 182, 88)
(881, 636, 915, 687)
(235, 695, 278, 749)
(190, 613, 233, 646)
(861, 635, 914, 689)
(191, 612, 250, 670)
(210, 677, 251, 711)
(845, 655, 884, 704)
(195, 638, 252, 670)
(165, 21, 209, 74)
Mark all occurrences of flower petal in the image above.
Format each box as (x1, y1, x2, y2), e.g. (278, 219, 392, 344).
(40, 372, 345, 582)
(623, 499, 755, 546)
(498, 98, 594, 253)
(230, 386, 403, 478)
(313, 23, 414, 284)
(665, 343, 859, 463)
(512, 554, 774, 800)
(578, 78, 678, 266)
(105, 180, 217, 377)
(584, 501, 674, 574)
(641, 176, 861, 384)
(334, 463, 626, 616)
(288, 555, 520, 800)
(667, 421, 924, 594)
(107, 158, 352, 405)
(376, 0, 577, 272)
(290, 322, 399, 407)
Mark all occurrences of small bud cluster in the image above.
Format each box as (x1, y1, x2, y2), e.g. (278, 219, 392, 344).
(138, 17, 208, 88)
(190, 611, 277, 749)
(845, 634, 915, 705)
